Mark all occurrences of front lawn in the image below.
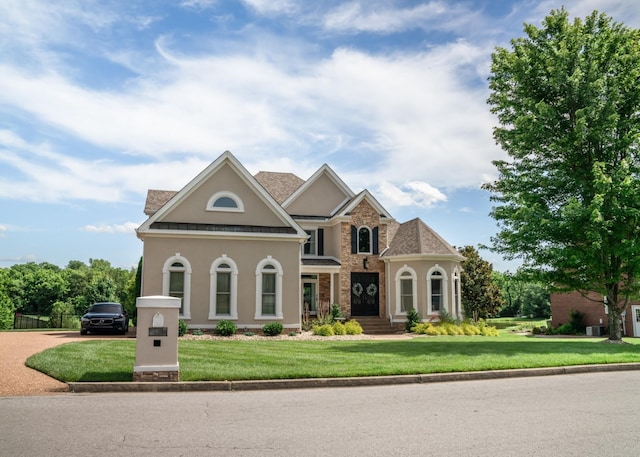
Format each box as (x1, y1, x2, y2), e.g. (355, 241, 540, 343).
(25, 334, 640, 383)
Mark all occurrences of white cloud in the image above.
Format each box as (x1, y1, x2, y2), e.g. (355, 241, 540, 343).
(377, 180, 446, 209)
(241, 0, 298, 15)
(0, 255, 38, 264)
(322, 1, 475, 34)
(0, 225, 6, 238)
(81, 222, 140, 234)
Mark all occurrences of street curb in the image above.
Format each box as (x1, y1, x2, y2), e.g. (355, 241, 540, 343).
(67, 362, 640, 393)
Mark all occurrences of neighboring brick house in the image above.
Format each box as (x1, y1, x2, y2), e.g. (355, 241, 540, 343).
(551, 291, 640, 337)
(136, 151, 464, 333)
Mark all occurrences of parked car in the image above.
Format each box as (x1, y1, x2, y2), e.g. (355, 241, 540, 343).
(80, 302, 129, 335)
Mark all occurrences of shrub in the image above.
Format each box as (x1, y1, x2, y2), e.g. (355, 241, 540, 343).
(192, 328, 204, 336)
(331, 303, 344, 320)
(244, 331, 255, 337)
(405, 308, 421, 332)
(178, 319, 188, 337)
(412, 323, 431, 334)
(332, 321, 346, 335)
(312, 324, 335, 336)
(461, 322, 480, 335)
(554, 323, 574, 335)
(288, 332, 297, 337)
(569, 309, 586, 334)
(262, 321, 284, 336)
(345, 320, 363, 335)
(215, 320, 237, 336)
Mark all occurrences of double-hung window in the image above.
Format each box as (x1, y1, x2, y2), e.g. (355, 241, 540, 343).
(255, 256, 283, 319)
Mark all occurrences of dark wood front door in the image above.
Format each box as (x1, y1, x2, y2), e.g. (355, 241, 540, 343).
(350, 272, 379, 316)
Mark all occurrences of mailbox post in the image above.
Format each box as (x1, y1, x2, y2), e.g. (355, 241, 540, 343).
(133, 295, 181, 382)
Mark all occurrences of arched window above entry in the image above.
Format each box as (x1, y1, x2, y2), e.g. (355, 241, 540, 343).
(207, 191, 244, 212)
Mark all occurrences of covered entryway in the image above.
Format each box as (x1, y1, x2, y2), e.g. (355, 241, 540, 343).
(302, 275, 318, 315)
(351, 272, 379, 316)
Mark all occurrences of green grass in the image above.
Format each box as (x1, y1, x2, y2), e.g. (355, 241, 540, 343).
(487, 317, 548, 330)
(25, 334, 640, 383)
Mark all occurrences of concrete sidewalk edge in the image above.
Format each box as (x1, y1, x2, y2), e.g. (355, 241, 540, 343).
(67, 362, 640, 393)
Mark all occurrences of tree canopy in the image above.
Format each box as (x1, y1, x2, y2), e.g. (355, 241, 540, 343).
(484, 8, 640, 340)
(458, 246, 503, 321)
(0, 259, 139, 329)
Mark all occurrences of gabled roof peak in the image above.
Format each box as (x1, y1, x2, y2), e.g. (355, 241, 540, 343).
(384, 217, 462, 259)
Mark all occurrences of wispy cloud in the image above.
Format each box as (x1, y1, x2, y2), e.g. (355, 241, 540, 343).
(322, 1, 477, 34)
(81, 222, 140, 234)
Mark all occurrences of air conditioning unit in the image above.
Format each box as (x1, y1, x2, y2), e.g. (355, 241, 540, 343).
(586, 326, 604, 336)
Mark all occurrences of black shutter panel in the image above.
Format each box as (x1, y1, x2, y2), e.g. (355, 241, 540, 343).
(373, 227, 379, 254)
(318, 229, 324, 256)
(351, 225, 357, 254)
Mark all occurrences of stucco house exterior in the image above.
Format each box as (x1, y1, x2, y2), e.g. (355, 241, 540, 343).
(136, 151, 464, 333)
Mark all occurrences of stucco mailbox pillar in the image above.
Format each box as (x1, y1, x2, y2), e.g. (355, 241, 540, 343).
(133, 295, 180, 382)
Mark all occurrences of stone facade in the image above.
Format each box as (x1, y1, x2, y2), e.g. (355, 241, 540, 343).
(338, 200, 387, 317)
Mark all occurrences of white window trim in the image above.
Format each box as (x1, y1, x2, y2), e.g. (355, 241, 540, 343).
(209, 254, 238, 320)
(162, 253, 192, 319)
(395, 265, 417, 315)
(452, 268, 461, 319)
(302, 229, 317, 256)
(357, 226, 373, 254)
(206, 191, 245, 212)
(255, 256, 283, 320)
(427, 265, 448, 315)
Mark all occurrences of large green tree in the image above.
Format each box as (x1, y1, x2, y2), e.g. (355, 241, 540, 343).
(485, 9, 640, 340)
(458, 246, 503, 321)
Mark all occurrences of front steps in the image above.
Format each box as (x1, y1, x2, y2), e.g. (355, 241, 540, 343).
(352, 316, 402, 335)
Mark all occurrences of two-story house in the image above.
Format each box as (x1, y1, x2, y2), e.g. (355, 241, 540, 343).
(136, 151, 464, 333)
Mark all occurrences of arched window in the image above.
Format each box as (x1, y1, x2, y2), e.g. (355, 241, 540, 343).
(395, 265, 417, 315)
(427, 266, 448, 315)
(207, 191, 244, 212)
(209, 255, 238, 320)
(162, 254, 192, 319)
(255, 256, 283, 319)
(358, 226, 371, 254)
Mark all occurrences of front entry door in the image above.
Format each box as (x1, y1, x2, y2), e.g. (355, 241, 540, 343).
(302, 279, 318, 315)
(633, 306, 640, 337)
(351, 272, 379, 316)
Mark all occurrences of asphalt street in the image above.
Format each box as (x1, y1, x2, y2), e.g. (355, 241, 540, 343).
(2, 370, 639, 457)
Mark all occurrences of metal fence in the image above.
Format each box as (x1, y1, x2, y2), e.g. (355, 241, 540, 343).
(13, 313, 81, 330)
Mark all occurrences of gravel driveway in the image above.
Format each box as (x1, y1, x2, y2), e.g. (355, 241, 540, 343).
(0, 330, 133, 397)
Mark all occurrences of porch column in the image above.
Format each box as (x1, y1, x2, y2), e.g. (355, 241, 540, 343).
(330, 272, 335, 304)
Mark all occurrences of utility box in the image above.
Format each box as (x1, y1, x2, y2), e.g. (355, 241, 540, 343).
(586, 325, 606, 337)
(133, 295, 181, 382)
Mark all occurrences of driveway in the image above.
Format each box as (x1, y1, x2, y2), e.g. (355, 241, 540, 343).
(0, 330, 134, 397)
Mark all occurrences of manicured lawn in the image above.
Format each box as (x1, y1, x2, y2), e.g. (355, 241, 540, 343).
(26, 334, 640, 383)
(487, 317, 548, 330)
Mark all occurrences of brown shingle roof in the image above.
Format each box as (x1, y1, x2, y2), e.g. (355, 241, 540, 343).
(144, 189, 177, 216)
(254, 171, 304, 205)
(384, 217, 460, 257)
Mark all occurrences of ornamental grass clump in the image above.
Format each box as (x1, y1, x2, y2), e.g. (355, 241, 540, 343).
(312, 323, 334, 336)
(412, 320, 497, 337)
(344, 320, 363, 335)
(332, 321, 346, 335)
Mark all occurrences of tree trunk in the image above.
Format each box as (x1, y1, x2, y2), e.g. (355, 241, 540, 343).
(608, 302, 623, 341)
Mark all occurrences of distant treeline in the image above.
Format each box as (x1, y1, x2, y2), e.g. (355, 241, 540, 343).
(0, 258, 141, 330)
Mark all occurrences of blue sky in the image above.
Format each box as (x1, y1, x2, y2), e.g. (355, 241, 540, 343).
(1, 0, 638, 272)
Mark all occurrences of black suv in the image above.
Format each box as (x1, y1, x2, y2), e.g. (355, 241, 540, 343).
(80, 302, 129, 335)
